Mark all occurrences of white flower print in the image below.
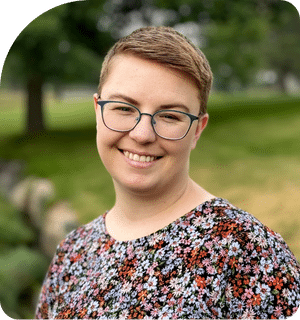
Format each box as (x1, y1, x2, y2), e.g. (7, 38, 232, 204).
(121, 281, 132, 293)
(241, 307, 255, 319)
(173, 284, 184, 297)
(144, 277, 158, 291)
(229, 241, 240, 256)
(170, 277, 179, 289)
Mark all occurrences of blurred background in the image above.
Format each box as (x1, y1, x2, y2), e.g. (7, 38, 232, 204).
(0, 0, 300, 318)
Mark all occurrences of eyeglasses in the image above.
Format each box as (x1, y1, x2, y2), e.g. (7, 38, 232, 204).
(97, 100, 200, 140)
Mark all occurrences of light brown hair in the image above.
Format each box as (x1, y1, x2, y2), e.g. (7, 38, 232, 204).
(98, 26, 213, 114)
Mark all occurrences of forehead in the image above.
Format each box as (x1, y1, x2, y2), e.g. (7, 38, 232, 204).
(101, 54, 200, 110)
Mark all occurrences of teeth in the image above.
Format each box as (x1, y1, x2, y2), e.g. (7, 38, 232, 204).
(133, 154, 140, 161)
(123, 151, 156, 162)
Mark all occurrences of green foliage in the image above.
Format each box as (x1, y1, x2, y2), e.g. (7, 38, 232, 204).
(2, 2, 113, 88)
(0, 197, 35, 246)
(204, 15, 269, 90)
(4, 6, 66, 80)
(0, 245, 49, 318)
(153, 0, 300, 91)
(0, 195, 50, 318)
(262, 1, 300, 90)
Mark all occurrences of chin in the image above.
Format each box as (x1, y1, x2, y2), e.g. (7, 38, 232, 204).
(114, 176, 162, 195)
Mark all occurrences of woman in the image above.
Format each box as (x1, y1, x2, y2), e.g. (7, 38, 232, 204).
(36, 26, 300, 319)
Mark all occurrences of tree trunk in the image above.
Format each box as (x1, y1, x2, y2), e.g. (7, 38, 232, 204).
(277, 66, 292, 94)
(26, 75, 45, 133)
(277, 72, 287, 93)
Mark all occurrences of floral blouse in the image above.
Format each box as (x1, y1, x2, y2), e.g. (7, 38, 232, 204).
(35, 198, 300, 319)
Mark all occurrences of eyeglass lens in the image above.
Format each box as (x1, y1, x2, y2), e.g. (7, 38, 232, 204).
(102, 102, 192, 140)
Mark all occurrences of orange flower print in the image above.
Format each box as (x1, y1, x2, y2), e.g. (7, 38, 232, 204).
(196, 276, 206, 289)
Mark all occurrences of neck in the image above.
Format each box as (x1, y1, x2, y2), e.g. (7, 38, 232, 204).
(109, 176, 213, 228)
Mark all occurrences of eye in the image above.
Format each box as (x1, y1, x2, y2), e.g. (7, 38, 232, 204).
(114, 106, 135, 112)
(163, 114, 180, 120)
(107, 102, 137, 114)
(157, 112, 183, 122)
(116, 106, 132, 112)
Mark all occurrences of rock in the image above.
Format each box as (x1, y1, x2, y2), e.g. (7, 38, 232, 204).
(0, 159, 25, 197)
(40, 201, 79, 258)
(9, 177, 55, 229)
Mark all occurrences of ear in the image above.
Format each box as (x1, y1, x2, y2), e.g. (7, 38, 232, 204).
(93, 93, 101, 129)
(191, 113, 209, 150)
(93, 93, 99, 113)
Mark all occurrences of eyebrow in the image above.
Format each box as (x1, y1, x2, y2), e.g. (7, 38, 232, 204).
(106, 93, 191, 113)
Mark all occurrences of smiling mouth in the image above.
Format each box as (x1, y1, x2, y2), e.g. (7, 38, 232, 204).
(119, 149, 162, 163)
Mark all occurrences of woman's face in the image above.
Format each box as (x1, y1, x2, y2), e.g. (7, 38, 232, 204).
(94, 54, 208, 196)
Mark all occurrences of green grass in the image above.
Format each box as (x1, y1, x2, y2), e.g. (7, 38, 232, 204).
(1, 88, 300, 260)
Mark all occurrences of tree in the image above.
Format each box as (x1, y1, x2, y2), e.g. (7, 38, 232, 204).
(262, 1, 300, 92)
(102, 0, 300, 91)
(2, 1, 113, 133)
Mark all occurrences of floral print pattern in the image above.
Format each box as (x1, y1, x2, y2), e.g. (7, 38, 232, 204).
(35, 198, 300, 319)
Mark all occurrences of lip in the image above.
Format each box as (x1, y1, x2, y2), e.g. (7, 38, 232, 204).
(118, 148, 163, 168)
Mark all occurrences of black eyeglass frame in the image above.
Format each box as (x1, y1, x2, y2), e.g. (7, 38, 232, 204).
(97, 100, 200, 140)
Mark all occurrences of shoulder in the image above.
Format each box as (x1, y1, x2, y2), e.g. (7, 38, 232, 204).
(203, 199, 300, 318)
(52, 214, 107, 262)
(198, 198, 287, 243)
(204, 197, 300, 283)
(40, 214, 107, 293)
(35, 215, 107, 315)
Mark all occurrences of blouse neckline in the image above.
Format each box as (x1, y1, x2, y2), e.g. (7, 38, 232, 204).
(102, 197, 221, 244)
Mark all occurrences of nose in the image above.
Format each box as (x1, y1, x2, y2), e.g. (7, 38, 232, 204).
(128, 113, 157, 143)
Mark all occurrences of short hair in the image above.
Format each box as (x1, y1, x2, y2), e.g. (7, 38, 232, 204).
(98, 26, 213, 114)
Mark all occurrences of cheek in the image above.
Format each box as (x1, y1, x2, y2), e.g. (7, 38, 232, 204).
(178, 146, 193, 166)
(96, 133, 105, 159)
(96, 124, 128, 165)
(176, 140, 196, 168)
(166, 140, 193, 165)
(96, 128, 116, 157)
(96, 137, 109, 153)
(96, 134, 117, 175)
